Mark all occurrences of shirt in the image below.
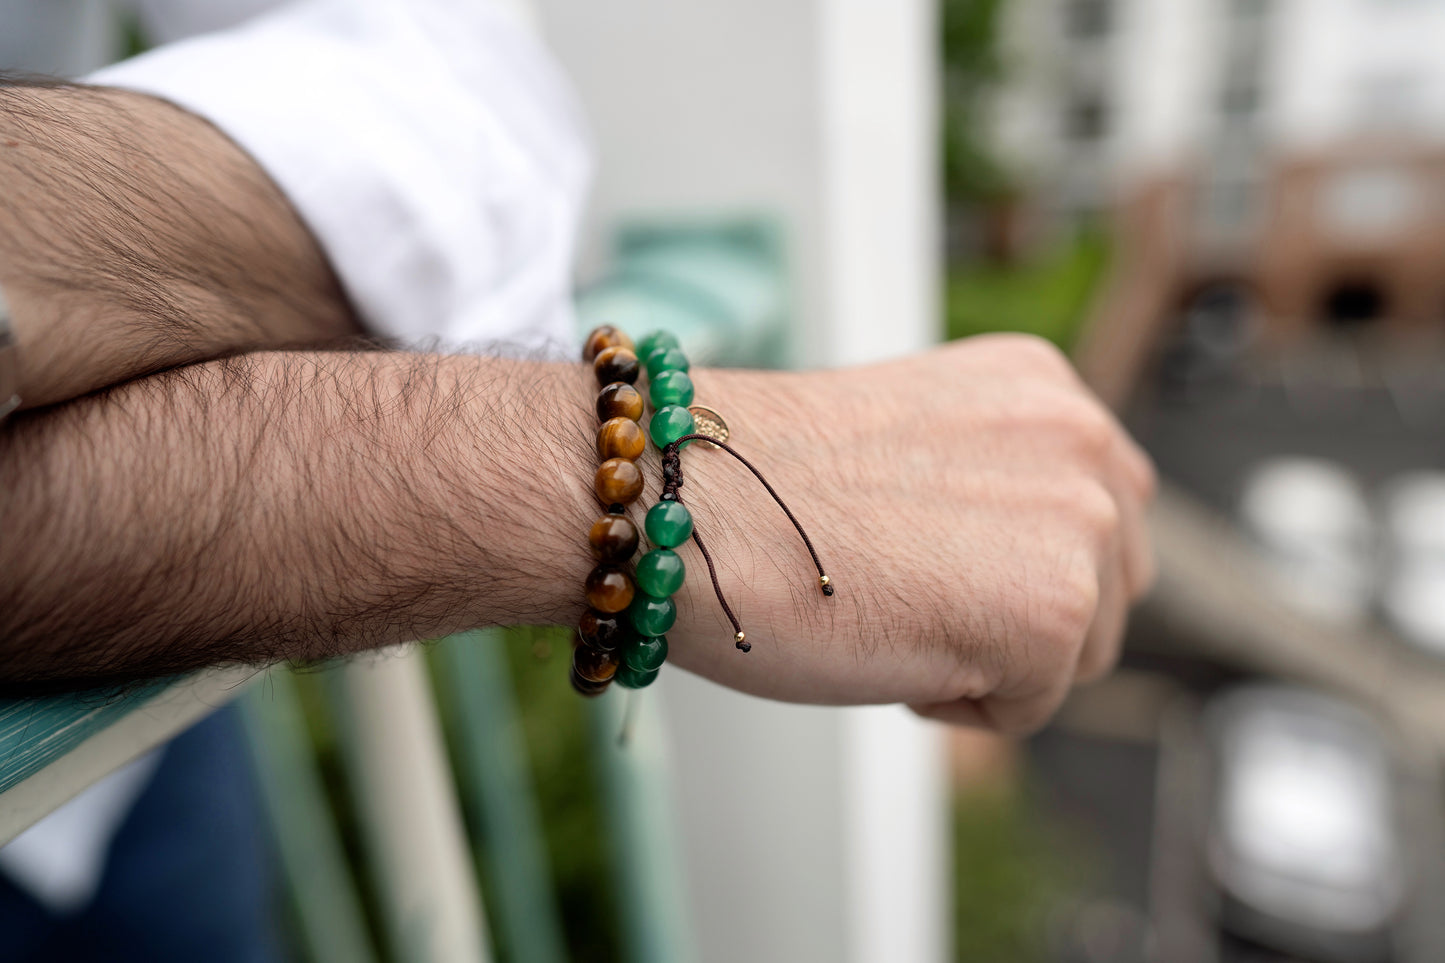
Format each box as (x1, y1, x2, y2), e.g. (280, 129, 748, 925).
(0, 0, 590, 910)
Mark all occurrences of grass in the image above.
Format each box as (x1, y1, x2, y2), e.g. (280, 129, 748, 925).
(951, 783, 1087, 963)
(945, 233, 1111, 349)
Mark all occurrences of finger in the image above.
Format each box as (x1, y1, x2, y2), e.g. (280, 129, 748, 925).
(909, 699, 994, 731)
(1104, 434, 1157, 599)
(911, 664, 1076, 736)
(1074, 541, 1130, 684)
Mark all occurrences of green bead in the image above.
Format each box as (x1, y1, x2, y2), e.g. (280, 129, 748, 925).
(615, 665, 660, 689)
(637, 330, 680, 360)
(649, 405, 696, 448)
(628, 592, 677, 637)
(645, 501, 693, 548)
(636, 549, 685, 597)
(623, 634, 669, 672)
(649, 369, 695, 408)
(645, 347, 690, 379)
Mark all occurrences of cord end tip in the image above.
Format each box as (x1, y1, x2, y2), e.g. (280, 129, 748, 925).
(735, 631, 750, 653)
(820, 574, 834, 597)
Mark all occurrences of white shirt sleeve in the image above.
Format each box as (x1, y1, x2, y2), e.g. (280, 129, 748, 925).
(89, 0, 591, 356)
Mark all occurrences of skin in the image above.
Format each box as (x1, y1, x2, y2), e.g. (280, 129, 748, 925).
(0, 84, 1155, 734)
(0, 81, 360, 407)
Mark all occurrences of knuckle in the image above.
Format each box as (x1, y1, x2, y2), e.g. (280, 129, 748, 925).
(986, 333, 1075, 379)
(1063, 477, 1120, 537)
(1059, 401, 1117, 465)
(1047, 552, 1101, 649)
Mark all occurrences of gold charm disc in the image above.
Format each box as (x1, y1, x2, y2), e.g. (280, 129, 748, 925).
(687, 405, 730, 447)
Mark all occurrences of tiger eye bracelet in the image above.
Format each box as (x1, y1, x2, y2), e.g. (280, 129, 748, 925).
(571, 325, 833, 697)
(571, 325, 643, 697)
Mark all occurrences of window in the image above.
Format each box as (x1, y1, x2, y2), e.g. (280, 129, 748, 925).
(1322, 281, 1387, 328)
(1221, 82, 1261, 118)
(1064, 96, 1109, 141)
(1231, 0, 1271, 20)
(1066, 0, 1112, 39)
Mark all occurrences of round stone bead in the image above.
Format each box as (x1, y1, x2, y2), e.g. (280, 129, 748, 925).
(594, 458, 643, 506)
(588, 513, 640, 564)
(585, 566, 635, 614)
(644, 500, 694, 548)
(650, 405, 696, 449)
(623, 634, 669, 673)
(614, 665, 659, 690)
(637, 329, 680, 360)
(594, 346, 640, 386)
(645, 346, 691, 379)
(636, 549, 685, 598)
(596, 383, 644, 423)
(570, 664, 610, 696)
(628, 592, 677, 637)
(596, 417, 646, 462)
(582, 325, 634, 362)
(578, 608, 628, 650)
(649, 369, 695, 409)
(573, 643, 620, 683)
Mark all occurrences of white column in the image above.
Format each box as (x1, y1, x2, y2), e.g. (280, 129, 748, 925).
(332, 651, 491, 963)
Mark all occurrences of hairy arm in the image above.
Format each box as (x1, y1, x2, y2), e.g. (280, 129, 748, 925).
(2, 333, 1155, 733)
(0, 81, 361, 409)
(0, 350, 597, 691)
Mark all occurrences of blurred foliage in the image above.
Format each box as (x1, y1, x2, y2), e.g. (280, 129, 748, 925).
(493, 627, 621, 963)
(945, 231, 1110, 348)
(119, 12, 150, 58)
(952, 782, 1084, 963)
(287, 663, 400, 961)
(941, 0, 1012, 207)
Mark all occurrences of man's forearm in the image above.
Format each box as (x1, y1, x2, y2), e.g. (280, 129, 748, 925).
(0, 350, 595, 691)
(0, 81, 361, 408)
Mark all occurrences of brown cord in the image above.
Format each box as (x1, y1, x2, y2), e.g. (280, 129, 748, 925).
(661, 433, 834, 652)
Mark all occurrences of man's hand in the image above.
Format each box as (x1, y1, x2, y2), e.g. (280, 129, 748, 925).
(672, 335, 1156, 733)
(0, 82, 360, 408)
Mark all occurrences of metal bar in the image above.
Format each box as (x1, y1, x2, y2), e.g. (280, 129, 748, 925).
(1138, 485, 1445, 757)
(240, 668, 378, 963)
(434, 631, 568, 963)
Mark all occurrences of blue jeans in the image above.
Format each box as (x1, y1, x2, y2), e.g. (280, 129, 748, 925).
(0, 706, 287, 962)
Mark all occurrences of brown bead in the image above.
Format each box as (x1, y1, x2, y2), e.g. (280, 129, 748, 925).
(585, 566, 635, 613)
(574, 642, 621, 683)
(579, 608, 628, 650)
(596, 417, 646, 462)
(570, 664, 610, 696)
(596, 383, 644, 423)
(589, 513, 640, 564)
(594, 458, 644, 506)
(582, 325, 635, 362)
(594, 346, 640, 386)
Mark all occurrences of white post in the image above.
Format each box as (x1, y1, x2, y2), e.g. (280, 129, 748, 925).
(331, 650, 491, 963)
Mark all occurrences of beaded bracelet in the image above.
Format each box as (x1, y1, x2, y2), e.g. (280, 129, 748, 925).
(571, 326, 833, 697)
(571, 325, 644, 697)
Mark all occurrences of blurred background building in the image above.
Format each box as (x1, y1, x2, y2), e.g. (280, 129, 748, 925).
(940, 2, 1445, 962)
